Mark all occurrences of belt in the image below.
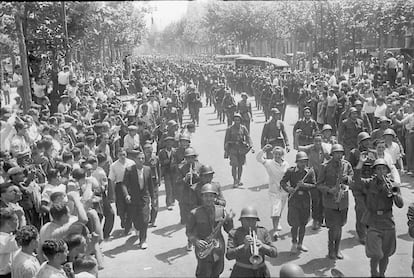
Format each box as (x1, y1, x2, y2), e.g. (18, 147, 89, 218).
(371, 209, 392, 216)
(236, 261, 265, 270)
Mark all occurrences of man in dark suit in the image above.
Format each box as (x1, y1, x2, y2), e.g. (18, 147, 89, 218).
(122, 150, 154, 249)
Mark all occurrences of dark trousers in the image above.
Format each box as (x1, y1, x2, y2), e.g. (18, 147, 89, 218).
(196, 257, 224, 278)
(310, 188, 324, 223)
(115, 183, 128, 228)
(230, 264, 270, 278)
(150, 182, 159, 224)
(101, 194, 115, 239)
(354, 195, 367, 241)
(125, 202, 149, 243)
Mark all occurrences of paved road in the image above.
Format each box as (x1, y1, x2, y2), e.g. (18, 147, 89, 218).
(101, 94, 413, 278)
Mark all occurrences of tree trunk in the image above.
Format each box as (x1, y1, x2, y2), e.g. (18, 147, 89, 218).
(292, 31, 298, 71)
(337, 14, 343, 75)
(15, 10, 32, 113)
(61, 1, 70, 65)
(379, 30, 384, 65)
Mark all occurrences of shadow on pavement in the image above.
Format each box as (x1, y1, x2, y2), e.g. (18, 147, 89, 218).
(215, 128, 228, 133)
(304, 225, 323, 237)
(339, 236, 360, 251)
(151, 223, 184, 238)
(268, 251, 300, 266)
(155, 246, 189, 265)
(397, 232, 412, 242)
(103, 235, 140, 258)
(208, 122, 224, 126)
(299, 257, 337, 277)
(110, 229, 126, 240)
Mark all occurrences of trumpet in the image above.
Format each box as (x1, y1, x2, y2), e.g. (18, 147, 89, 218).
(382, 175, 399, 198)
(249, 227, 264, 266)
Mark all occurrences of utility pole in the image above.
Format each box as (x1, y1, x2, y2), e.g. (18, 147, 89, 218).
(61, 1, 70, 65)
(14, 4, 32, 113)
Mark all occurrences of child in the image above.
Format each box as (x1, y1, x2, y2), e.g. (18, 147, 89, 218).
(36, 239, 68, 278)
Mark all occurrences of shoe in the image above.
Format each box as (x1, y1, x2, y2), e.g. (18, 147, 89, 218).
(312, 220, 321, 230)
(140, 242, 148, 249)
(336, 250, 344, 260)
(124, 229, 131, 236)
(238, 182, 243, 186)
(186, 242, 193, 251)
(359, 238, 366, 245)
(167, 206, 173, 211)
(233, 180, 239, 188)
(297, 244, 308, 252)
(290, 243, 298, 254)
(276, 224, 282, 231)
(272, 232, 279, 241)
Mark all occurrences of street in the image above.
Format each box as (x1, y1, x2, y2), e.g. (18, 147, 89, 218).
(100, 95, 414, 278)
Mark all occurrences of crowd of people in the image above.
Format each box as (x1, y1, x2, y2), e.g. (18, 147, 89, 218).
(0, 51, 413, 278)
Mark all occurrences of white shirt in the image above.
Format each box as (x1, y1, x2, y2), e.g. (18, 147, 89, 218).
(33, 82, 46, 98)
(11, 250, 41, 278)
(0, 232, 19, 275)
(328, 75, 337, 86)
(35, 262, 66, 278)
(362, 96, 376, 114)
(123, 133, 140, 151)
(374, 103, 387, 118)
(385, 141, 401, 165)
(137, 167, 144, 190)
(57, 71, 70, 85)
(12, 73, 23, 87)
(256, 149, 289, 194)
(401, 113, 414, 132)
(57, 102, 71, 114)
(108, 158, 135, 183)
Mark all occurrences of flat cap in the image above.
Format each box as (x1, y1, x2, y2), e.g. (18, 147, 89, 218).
(7, 166, 25, 176)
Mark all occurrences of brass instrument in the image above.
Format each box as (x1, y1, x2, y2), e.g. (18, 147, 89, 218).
(334, 162, 346, 203)
(382, 175, 399, 198)
(249, 227, 264, 265)
(196, 211, 226, 259)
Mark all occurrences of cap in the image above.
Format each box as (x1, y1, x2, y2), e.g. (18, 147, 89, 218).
(378, 116, 391, 124)
(16, 151, 30, 160)
(322, 124, 332, 132)
(167, 120, 178, 126)
(7, 166, 25, 176)
(127, 149, 142, 157)
(233, 113, 242, 119)
(128, 125, 138, 131)
(271, 108, 280, 114)
(349, 107, 358, 113)
(60, 95, 69, 99)
(241, 92, 248, 98)
(164, 136, 175, 142)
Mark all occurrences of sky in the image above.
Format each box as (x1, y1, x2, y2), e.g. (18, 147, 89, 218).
(134, 1, 190, 31)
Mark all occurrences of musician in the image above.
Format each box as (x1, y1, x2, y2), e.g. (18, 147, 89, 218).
(122, 150, 155, 249)
(407, 202, 414, 276)
(224, 113, 254, 188)
(317, 144, 353, 260)
(293, 107, 318, 149)
(354, 157, 403, 277)
(226, 206, 277, 278)
(349, 132, 374, 245)
(176, 147, 202, 224)
(260, 108, 289, 159)
(298, 134, 330, 230)
(186, 183, 234, 278)
(280, 152, 316, 253)
(237, 92, 253, 133)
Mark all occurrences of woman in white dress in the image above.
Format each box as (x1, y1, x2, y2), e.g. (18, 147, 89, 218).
(256, 144, 289, 240)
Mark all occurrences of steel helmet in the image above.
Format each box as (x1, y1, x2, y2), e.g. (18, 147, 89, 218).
(378, 116, 391, 124)
(295, 151, 309, 162)
(382, 128, 396, 137)
(167, 120, 178, 126)
(184, 147, 198, 157)
(354, 100, 363, 106)
(271, 108, 280, 114)
(239, 206, 260, 221)
(279, 263, 305, 278)
(200, 183, 218, 195)
(357, 132, 371, 144)
(331, 144, 345, 154)
(233, 113, 242, 120)
(199, 165, 215, 176)
(322, 124, 332, 132)
(349, 107, 358, 113)
(179, 134, 191, 142)
(372, 158, 390, 171)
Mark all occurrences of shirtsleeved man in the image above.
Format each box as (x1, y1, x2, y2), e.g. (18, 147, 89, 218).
(261, 108, 289, 159)
(317, 144, 353, 260)
(353, 157, 403, 277)
(186, 184, 234, 278)
(226, 206, 277, 278)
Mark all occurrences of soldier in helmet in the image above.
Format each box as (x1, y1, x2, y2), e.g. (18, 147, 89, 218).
(224, 113, 254, 188)
(186, 183, 234, 278)
(163, 98, 180, 126)
(261, 108, 290, 159)
(320, 124, 337, 154)
(279, 263, 305, 278)
(237, 92, 253, 133)
(338, 107, 364, 160)
(354, 157, 403, 277)
(182, 165, 226, 251)
(317, 144, 353, 260)
(349, 132, 374, 244)
(226, 206, 277, 278)
(174, 133, 192, 167)
(176, 147, 202, 224)
(382, 128, 404, 171)
(281, 152, 316, 253)
(293, 107, 319, 149)
(222, 90, 237, 127)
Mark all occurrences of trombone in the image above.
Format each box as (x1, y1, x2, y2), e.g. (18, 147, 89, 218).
(249, 227, 264, 265)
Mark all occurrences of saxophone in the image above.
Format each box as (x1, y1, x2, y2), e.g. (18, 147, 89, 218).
(334, 162, 345, 203)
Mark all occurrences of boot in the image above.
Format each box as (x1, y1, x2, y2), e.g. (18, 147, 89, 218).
(328, 241, 336, 259)
(334, 240, 344, 260)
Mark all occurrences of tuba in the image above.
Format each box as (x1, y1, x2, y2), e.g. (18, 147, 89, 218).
(249, 227, 264, 265)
